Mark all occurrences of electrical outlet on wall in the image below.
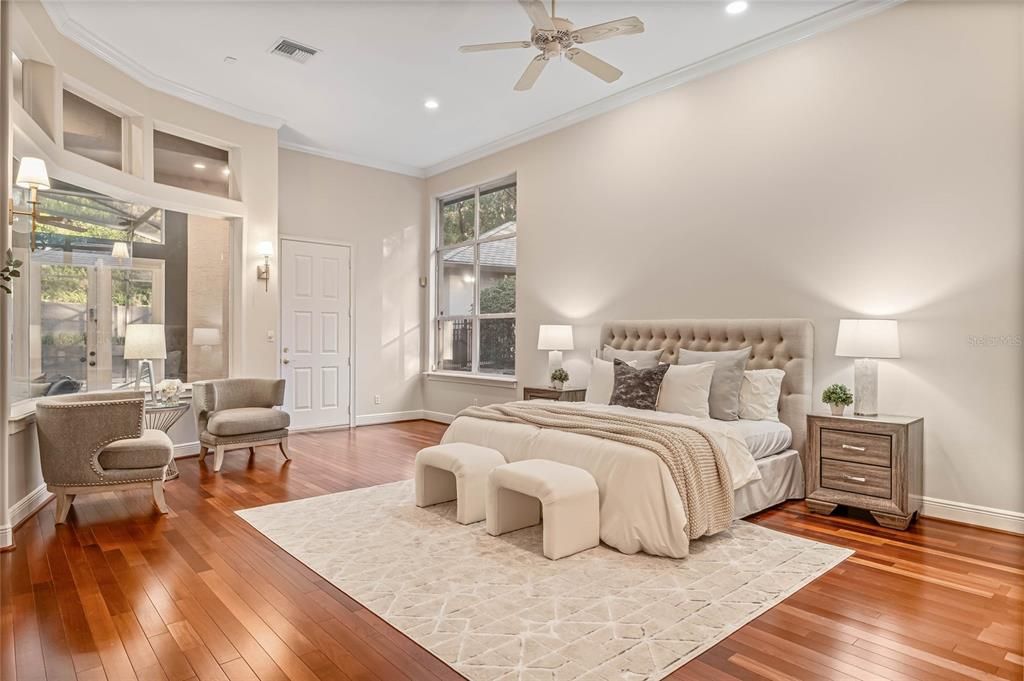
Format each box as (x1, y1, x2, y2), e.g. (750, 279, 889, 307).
(374, 395, 382, 405)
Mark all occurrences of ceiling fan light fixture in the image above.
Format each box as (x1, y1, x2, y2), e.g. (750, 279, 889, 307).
(725, 1, 749, 15)
(424, 98, 440, 110)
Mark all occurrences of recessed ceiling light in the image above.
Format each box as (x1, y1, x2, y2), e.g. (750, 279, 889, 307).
(725, 1, 748, 14)
(224, 56, 237, 65)
(424, 98, 440, 110)
(193, 162, 206, 170)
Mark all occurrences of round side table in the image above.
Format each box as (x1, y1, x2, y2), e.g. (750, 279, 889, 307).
(145, 401, 190, 480)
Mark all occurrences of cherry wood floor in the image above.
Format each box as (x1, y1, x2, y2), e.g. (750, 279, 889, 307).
(2, 420, 1022, 681)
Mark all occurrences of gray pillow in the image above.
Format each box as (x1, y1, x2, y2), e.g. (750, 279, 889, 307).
(609, 359, 670, 411)
(677, 347, 751, 421)
(602, 345, 663, 369)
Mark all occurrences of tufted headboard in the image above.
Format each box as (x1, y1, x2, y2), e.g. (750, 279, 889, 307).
(600, 319, 814, 456)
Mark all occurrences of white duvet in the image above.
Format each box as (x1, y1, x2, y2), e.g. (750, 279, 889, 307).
(441, 400, 762, 558)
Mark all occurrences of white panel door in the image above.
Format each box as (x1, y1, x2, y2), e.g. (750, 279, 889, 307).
(281, 239, 351, 429)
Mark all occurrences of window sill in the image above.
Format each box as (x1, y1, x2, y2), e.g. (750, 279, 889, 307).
(423, 372, 518, 389)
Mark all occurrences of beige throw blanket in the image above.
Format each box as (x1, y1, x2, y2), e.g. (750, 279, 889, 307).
(457, 403, 735, 539)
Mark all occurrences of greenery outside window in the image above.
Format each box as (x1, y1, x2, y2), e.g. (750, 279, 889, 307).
(434, 177, 516, 376)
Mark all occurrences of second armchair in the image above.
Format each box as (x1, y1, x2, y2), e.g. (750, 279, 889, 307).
(193, 378, 291, 472)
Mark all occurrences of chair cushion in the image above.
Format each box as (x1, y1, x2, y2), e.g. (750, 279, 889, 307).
(98, 429, 173, 470)
(207, 407, 290, 437)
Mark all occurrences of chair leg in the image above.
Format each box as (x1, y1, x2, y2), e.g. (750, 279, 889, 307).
(248, 446, 256, 457)
(278, 437, 291, 461)
(152, 481, 170, 514)
(213, 445, 226, 473)
(198, 445, 208, 462)
(54, 490, 75, 525)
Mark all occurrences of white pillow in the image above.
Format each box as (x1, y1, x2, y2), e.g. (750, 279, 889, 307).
(738, 369, 786, 421)
(657, 361, 715, 418)
(585, 357, 636, 404)
(601, 345, 662, 369)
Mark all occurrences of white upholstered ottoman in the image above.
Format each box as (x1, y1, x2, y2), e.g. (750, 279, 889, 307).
(487, 460, 600, 560)
(415, 443, 506, 524)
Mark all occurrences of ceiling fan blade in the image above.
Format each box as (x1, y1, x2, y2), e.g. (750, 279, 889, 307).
(572, 16, 645, 44)
(519, 0, 555, 32)
(566, 48, 622, 83)
(514, 54, 549, 91)
(459, 40, 532, 53)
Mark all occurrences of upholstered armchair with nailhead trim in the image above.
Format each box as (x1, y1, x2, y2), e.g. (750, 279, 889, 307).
(192, 378, 291, 473)
(35, 391, 174, 524)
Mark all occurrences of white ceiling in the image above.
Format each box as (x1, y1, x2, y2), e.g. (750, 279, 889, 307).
(45, 0, 881, 176)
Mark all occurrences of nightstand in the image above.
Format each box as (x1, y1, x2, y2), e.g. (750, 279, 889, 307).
(806, 413, 923, 530)
(522, 386, 586, 402)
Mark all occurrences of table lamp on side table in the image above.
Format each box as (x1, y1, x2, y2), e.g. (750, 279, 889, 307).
(835, 319, 900, 416)
(125, 323, 166, 400)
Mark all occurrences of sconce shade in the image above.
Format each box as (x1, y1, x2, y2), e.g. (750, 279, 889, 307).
(16, 157, 50, 190)
(835, 319, 900, 358)
(538, 324, 574, 351)
(111, 242, 130, 259)
(257, 240, 274, 256)
(124, 324, 167, 360)
(192, 327, 222, 346)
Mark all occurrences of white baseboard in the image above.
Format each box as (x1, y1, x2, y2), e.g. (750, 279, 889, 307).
(174, 441, 200, 458)
(1, 483, 54, 546)
(353, 410, 455, 426)
(918, 496, 1024, 534)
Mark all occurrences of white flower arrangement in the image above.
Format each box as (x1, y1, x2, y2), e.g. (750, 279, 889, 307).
(155, 379, 184, 403)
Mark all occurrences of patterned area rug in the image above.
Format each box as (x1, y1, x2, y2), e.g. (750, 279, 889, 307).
(237, 480, 851, 681)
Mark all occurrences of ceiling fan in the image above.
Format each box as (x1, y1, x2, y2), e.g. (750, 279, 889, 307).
(459, 0, 644, 91)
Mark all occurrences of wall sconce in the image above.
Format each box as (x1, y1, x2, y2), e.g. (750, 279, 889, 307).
(256, 240, 273, 291)
(8, 157, 50, 252)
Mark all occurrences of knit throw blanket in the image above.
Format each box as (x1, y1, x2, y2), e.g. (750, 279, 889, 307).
(456, 403, 735, 539)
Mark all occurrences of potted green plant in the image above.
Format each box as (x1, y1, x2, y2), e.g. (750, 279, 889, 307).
(0, 249, 22, 294)
(550, 368, 569, 390)
(822, 383, 854, 416)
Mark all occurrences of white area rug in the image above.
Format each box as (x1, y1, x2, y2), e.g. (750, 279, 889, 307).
(237, 480, 851, 681)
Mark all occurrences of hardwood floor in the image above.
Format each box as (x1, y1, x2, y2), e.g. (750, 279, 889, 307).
(2, 420, 1021, 681)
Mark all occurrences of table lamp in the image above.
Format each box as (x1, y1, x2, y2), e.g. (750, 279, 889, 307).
(125, 323, 166, 400)
(835, 319, 900, 416)
(538, 324, 573, 375)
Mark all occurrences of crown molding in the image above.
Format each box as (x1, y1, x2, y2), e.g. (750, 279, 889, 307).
(278, 140, 427, 179)
(41, 0, 286, 130)
(423, 0, 903, 177)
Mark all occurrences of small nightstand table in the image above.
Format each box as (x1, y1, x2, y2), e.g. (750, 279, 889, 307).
(522, 386, 586, 402)
(806, 412, 923, 530)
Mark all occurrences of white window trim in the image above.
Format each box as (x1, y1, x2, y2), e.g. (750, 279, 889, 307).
(429, 175, 517, 380)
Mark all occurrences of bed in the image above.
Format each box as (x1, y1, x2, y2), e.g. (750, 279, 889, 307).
(442, 318, 813, 557)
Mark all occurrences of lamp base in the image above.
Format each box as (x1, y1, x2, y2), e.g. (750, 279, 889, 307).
(853, 357, 878, 416)
(135, 359, 157, 401)
(547, 350, 563, 378)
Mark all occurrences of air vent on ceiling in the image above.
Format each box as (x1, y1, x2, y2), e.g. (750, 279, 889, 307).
(269, 38, 319, 64)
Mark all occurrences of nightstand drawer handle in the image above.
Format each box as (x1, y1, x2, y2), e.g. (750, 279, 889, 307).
(841, 444, 866, 452)
(843, 474, 867, 483)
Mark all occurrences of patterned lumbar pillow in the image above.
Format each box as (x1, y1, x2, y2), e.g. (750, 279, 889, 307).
(609, 358, 670, 411)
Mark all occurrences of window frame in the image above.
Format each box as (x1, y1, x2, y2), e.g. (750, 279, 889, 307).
(432, 175, 517, 377)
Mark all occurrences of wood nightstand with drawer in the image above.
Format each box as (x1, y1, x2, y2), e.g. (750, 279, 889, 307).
(806, 413, 923, 530)
(522, 386, 586, 402)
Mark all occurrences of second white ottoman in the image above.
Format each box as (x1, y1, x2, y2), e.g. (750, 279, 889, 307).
(415, 443, 506, 524)
(487, 459, 600, 560)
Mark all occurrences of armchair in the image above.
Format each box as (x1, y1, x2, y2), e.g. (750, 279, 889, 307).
(193, 378, 291, 472)
(35, 391, 174, 523)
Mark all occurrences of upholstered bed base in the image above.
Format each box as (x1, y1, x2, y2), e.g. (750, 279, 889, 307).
(600, 318, 814, 456)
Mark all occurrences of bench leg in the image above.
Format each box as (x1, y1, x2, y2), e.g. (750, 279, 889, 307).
(487, 486, 541, 537)
(454, 474, 488, 525)
(416, 464, 457, 508)
(542, 493, 600, 560)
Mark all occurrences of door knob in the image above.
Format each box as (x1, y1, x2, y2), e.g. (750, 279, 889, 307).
(282, 358, 290, 365)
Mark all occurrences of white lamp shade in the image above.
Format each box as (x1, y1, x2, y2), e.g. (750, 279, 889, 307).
(16, 157, 50, 190)
(257, 240, 274, 256)
(111, 242, 130, 259)
(192, 327, 222, 346)
(124, 324, 167, 360)
(538, 324, 574, 351)
(835, 319, 900, 358)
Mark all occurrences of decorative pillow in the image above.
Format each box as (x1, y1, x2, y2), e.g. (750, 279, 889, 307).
(601, 345, 663, 369)
(585, 357, 637, 404)
(677, 346, 751, 421)
(609, 359, 670, 411)
(657, 361, 716, 418)
(738, 369, 786, 421)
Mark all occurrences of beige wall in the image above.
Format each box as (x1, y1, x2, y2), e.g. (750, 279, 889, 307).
(425, 2, 1024, 515)
(187, 215, 230, 381)
(278, 149, 426, 420)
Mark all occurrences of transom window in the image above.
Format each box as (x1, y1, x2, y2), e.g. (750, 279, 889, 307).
(434, 177, 516, 376)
